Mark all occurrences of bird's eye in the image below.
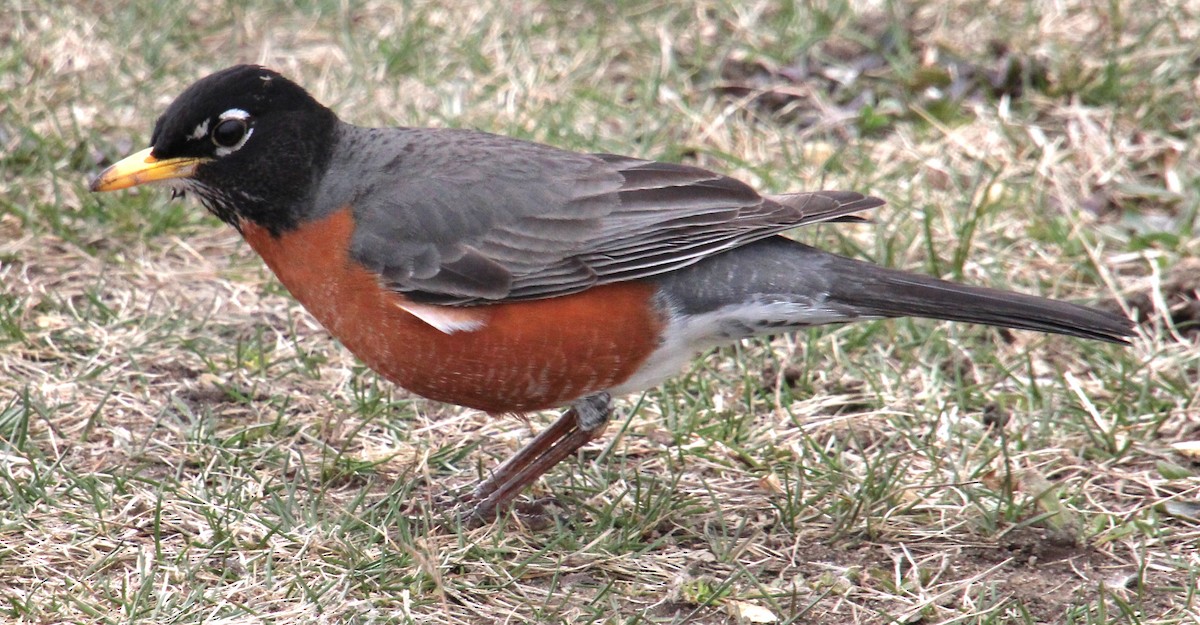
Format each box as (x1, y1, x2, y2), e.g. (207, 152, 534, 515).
(212, 118, 248, 148)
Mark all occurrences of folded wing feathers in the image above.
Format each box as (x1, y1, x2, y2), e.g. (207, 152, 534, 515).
(398, 154, 883, 305)
(485, 160, 883, 303)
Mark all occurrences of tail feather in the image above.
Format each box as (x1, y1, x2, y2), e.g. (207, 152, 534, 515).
(826, 263, 1134, 344)
(654, 236, 1135, 345)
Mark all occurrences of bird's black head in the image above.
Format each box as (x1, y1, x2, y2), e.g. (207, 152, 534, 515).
(92, 65, 339, 234)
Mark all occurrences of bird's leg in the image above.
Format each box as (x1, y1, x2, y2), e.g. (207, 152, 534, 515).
(469, 393, 612, 521)
(470, 413, 576, 500)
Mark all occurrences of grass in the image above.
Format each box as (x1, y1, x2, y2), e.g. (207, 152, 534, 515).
(2, 0, 1198, 623)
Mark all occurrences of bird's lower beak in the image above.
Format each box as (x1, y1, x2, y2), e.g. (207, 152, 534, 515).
(89, 147, 206, 192)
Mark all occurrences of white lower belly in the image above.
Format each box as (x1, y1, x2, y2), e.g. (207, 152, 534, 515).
(607, 299, 865, 396)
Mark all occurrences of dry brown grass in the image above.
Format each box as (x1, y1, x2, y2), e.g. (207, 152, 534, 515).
(2, 1, 1198, 623)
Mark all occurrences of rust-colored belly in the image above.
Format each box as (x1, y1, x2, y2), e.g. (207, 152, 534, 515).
(240, 208, 665, 413)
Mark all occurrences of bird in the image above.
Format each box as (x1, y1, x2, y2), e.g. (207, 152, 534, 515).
(90, 65, 1134, 521)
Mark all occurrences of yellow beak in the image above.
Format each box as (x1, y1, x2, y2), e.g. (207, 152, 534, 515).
(89, 147, 206, 192)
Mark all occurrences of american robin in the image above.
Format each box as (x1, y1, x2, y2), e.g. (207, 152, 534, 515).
(90, 65, 1134, 521)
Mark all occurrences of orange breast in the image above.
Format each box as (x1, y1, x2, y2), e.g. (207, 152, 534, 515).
(240, 208, 665, 413)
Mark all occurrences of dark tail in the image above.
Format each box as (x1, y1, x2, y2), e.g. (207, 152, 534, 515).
(655, 236, 1135, 344)
(821, 256, 1134, 343)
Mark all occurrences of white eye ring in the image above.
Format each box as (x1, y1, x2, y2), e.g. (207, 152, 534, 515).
(212, 108, 254, 156)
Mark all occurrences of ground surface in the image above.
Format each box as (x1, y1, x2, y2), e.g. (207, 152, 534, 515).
(2, 1, 1199, 623)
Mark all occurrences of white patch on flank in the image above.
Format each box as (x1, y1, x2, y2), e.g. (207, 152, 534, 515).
(609, 298, 871, 396)
(189, 119, 210, 141)
(396, 301, 486, 334)
(214, 109, 254, 157)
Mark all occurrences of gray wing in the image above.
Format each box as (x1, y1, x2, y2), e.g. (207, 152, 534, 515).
(337, 127, 882, 305)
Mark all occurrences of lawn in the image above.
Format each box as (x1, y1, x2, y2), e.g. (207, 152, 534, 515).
(2, 1, 1198, 623)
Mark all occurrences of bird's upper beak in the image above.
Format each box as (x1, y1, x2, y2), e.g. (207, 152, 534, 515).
(89, 147, 205, 192)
